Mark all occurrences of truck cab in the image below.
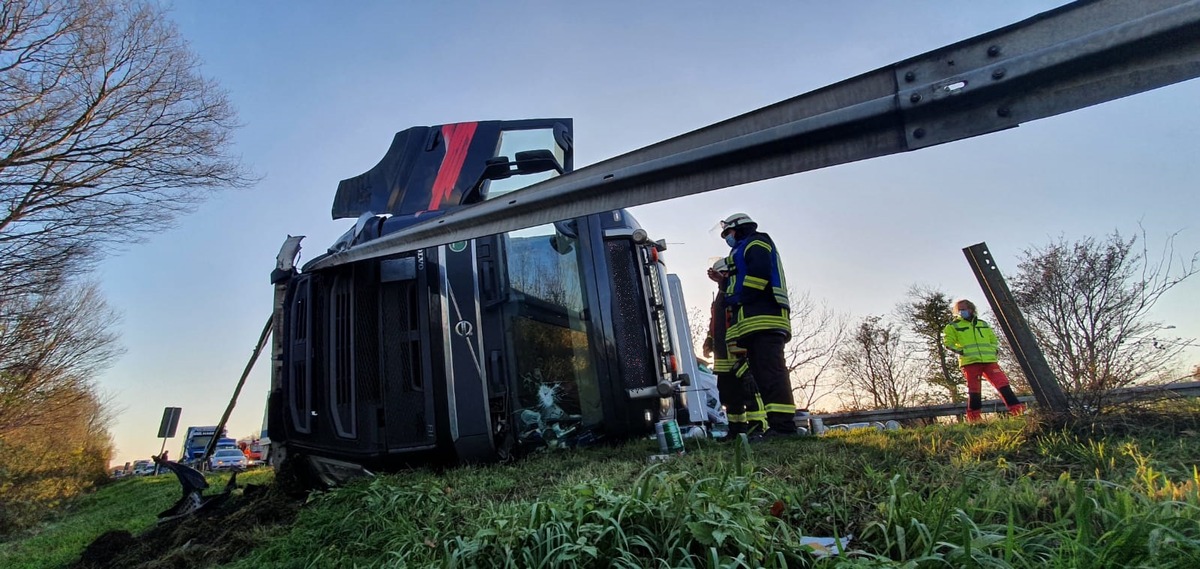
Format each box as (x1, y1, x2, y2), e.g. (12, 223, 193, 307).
(268, 119, 696, 485)
(179, 426, 226, 466)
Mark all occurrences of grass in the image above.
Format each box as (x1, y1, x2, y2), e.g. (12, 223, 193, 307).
(0, 469, 274, 569)
(4, 401, 1200, 567)
(233, 404, 1200, 568)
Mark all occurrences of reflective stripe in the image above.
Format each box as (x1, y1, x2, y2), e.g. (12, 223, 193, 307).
(746, 240, 773, 253)
(728, 313, 791, 339)
(773, 287, 789, 307)
(747, 392, 768, 431)
(743, 275, 769, 290)
(765, 403, 796, 414)
(727, 413, 747, 423)
(714, 355, 738, 367)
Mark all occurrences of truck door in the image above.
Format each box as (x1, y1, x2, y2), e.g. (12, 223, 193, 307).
(498, 222, 605, 450)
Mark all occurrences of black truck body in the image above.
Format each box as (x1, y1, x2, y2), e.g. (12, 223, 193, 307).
(267, 119, 690, 484)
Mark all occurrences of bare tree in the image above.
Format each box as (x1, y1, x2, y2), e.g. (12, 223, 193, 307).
(1012, 230, 1198, 409)
(896, 285, 962, 404)
(785, 289, 847, 410)
(0, 281, 122, 435)
(0, 0, 251, 301)
(835, 315, 926, 410)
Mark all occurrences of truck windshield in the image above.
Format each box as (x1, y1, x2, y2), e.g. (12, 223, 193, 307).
(505, 222, 603, 443)
(190, 435, 212, 449)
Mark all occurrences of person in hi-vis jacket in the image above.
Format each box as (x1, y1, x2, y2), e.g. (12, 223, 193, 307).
(942, 299, 1027, 422)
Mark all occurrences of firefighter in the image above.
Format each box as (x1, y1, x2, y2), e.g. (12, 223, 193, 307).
(719, 213, 798, 437)
(942, 299, 1027, 422)
(704, 258, 768, 438)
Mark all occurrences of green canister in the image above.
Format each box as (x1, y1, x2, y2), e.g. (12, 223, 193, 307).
(655, 419, 684, 453)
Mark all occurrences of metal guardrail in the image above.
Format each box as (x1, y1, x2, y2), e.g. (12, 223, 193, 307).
(807, 381, 1200, 425)
(311, 0, 1200, 270)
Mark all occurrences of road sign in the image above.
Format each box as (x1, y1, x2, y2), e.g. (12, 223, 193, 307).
(157, 407, 182, 438)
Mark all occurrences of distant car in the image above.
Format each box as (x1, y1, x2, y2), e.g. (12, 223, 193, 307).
(209, 448, 248, 471)
(131, 459, 156, 476)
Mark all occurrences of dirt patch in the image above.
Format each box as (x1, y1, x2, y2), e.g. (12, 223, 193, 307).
(71, 481, 302, 569)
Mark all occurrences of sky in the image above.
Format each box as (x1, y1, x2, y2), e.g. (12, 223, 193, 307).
(100, 1, 1200, 467)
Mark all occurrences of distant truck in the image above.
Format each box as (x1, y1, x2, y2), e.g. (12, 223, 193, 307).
(179, 426, 229, 465)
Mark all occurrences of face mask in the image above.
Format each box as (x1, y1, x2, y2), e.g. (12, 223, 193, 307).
(959, 310, 972, 319)
(724, 234, 737, 247)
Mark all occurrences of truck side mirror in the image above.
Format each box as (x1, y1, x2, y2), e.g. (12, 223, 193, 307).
(514, 149, 563, 175)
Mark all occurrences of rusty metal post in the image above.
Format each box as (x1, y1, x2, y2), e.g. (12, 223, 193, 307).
(963, 242, 1070, 413)
(201, 315, 274, 466)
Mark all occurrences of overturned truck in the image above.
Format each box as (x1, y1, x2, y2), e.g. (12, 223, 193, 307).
(266, 119, 717, 485)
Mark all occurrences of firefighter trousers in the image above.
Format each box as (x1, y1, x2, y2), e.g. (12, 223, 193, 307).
(716, 371, 766, 435)
(742, 331, 797, 433)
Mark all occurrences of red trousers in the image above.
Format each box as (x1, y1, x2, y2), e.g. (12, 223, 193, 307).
(961, 362, 1010, 396)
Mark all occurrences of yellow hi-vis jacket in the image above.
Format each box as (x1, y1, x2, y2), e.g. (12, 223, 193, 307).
(942, 316, 999, 367)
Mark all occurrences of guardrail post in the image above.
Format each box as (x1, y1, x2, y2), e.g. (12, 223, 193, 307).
(963, 242, 1070, 414)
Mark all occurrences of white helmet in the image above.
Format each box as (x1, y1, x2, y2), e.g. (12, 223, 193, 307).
(711, 257, 730, 272)
(720, 212, 756, 235)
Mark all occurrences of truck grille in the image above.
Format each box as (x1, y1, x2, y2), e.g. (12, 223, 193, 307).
(605, 240, 655, 389)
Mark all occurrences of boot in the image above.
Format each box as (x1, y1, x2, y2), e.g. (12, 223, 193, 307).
(997, 385, 1023, 407)
(1007, 403, 1027, 416)
(966, 392, 983, 423)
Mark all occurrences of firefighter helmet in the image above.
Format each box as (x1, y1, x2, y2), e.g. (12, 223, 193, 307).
(719, 212, 756, 236)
